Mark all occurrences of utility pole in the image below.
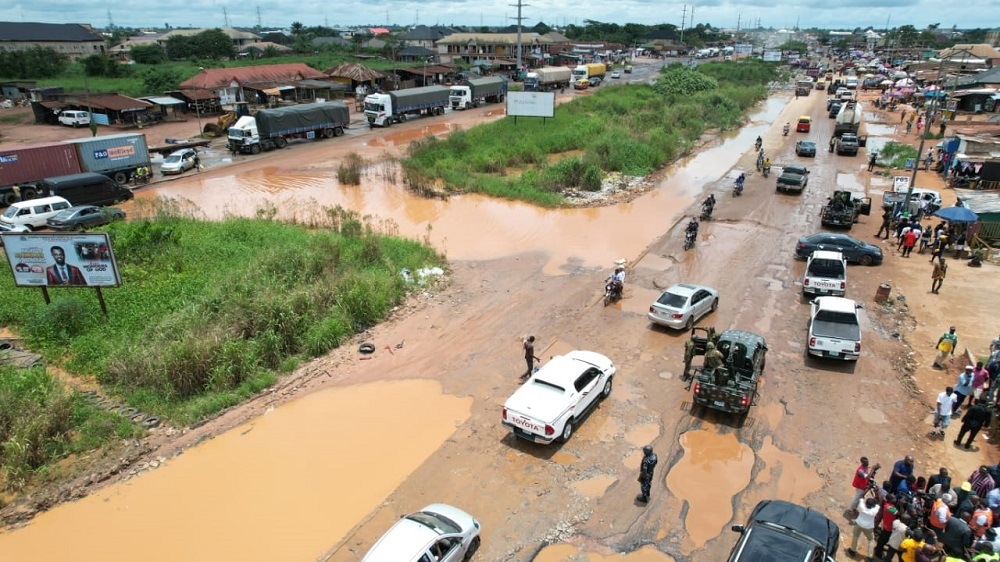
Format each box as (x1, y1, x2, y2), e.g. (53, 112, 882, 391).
(256, 6, 262, 29)
(904, 54, 950, 211)
(106, 9, 114, 30)
(680, 5, 687, 45)
(509, 0, 528, 78)
(223, 7, 230, 28)
(737, 14, 741, 33)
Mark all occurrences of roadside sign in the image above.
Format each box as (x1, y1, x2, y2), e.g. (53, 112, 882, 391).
(893, 176, 910, 192)
(904, 158, 916, 170)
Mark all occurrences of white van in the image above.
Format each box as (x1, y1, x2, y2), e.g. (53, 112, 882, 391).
(0, 196, 73, 231)
(803, 250, 847, 297)
(58, 110, 91, 128)
(844, 76, 858, 90)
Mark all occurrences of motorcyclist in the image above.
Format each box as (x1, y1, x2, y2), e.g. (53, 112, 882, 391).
(607, 266, 625, 299)
(763, 157, 771, 174)
(702, 194, 716, 213)
(736, 173, 746, 189)
(685, 218, 699, 238)
(783, 122, 790, 135)
(755, 136, 762, 150)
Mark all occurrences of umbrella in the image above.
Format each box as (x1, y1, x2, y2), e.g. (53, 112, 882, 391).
(880, 79, 894, 85)
(864, 73, 875, 78)
(897, 87, 915, 95)
(924, 85, 941, 91)
(893, 71, 909, 79)
(895, 78, 914, 87)
(934, 205, 978, 223)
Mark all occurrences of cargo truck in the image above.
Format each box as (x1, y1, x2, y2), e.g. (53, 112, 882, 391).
(364, 86, 450, 127)
(227, 102, 350, 155)
(449, 76, 507, 110)
(571, 63, 607, 83)
(1, 134, 150, 205)
(834, 100, 862, 137)
(524, 67, 573, 92)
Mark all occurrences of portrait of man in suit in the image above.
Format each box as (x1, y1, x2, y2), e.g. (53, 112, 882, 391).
(46, 245, 87, 286)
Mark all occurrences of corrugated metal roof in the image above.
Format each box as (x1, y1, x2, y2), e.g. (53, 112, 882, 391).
(140, 96, 186, 105)
(179, 63, 326, 90)
(80, 94, 152, 112)
(954, 189, 1000, 214)
(435, 32, 551, 46)
(0, 22, 103, 42)
(323, 63, 387, 81)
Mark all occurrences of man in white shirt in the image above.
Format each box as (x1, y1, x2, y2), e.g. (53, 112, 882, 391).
(933, 386, 955, 438)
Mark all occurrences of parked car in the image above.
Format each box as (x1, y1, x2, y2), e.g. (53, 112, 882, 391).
(836, 134, 860, 156)
(502, 350, 615, 444)
(808, 296, 862, 360)
(611, 71, 622, 79)
(46, 205, 126, 231)
(795, 233, 883, 265)
(361, 503, 481, 562)
(160, 148, 198, 175)
(647, 283, 719, 330)
(57, 110, 91, 128)
(727, 500, 840, 562)
(795, 141, 817, 157)
(0, 196, 72, 231)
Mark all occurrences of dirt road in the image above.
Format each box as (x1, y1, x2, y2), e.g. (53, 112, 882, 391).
(3, 68, 1000, 562)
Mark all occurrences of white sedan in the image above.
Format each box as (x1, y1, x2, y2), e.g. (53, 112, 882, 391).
(362, 504, 480, 562)
(160, 148, 198, 175)
(648, 283, 719, 330)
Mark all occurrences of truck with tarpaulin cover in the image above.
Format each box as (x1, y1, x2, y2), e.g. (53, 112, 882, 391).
(450, 76, 507, 110)
(364, 86, 449, 127)
(227, 102, 350, 155)
(524, 67, 572, 92)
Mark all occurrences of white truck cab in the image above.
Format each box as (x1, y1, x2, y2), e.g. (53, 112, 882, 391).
(363, 93, 394, 127)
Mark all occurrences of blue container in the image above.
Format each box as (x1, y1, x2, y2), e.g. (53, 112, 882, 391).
(63, 133, 150, 181)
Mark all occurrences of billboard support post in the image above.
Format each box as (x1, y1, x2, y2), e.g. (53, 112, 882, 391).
(40, 286, 50, 305)
(95, 287, 108, 316)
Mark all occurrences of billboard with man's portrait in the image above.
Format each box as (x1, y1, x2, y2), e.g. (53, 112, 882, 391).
(1, 232, 122, 288)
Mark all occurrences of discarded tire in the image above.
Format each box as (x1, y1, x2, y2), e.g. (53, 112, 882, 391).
(142, 417, 161, 429)
(118, 407, 139, 417)
(82, 389, 98, 398)
(105, 402, 122, 411)
(130, 413, 148, 423)
(358, 343, 376, 354)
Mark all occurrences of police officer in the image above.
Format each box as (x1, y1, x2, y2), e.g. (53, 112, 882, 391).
(637, 445, 658, 504)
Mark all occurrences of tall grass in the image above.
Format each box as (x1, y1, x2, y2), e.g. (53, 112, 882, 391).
(401, 60, 778, 206)
(0, 203, 443, 425)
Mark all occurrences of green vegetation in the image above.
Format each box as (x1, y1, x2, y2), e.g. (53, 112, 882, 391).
(401, 60, 779, 206)
(0, 204, 443, 426)
(338, 153, 366, 185)
(0, 365, 143, 491)
(877, 141, 919, 169)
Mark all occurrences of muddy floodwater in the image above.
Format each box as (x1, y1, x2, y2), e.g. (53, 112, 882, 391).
(535, 543, 676, 562)
(146, 99, 786, 274)
(0, 380, 471, 561)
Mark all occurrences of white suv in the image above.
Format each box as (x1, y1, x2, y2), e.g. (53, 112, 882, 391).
(58, 110, 91, 128)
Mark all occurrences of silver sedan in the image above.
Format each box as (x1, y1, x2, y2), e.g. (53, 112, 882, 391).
(647, 283, 720, 330)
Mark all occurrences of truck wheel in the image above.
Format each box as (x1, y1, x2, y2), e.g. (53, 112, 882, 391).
(2, 192, 16, 206)
(560, 421, 574, 442)
(275, 137, 288, 149)
(333, 127, 344, 137)
(250, 144, 261, 155)
(436, 107, 445, 115)
(22, 188, 37, 200)
(323, 128, 335, 139)
(113, 171, 128, 184)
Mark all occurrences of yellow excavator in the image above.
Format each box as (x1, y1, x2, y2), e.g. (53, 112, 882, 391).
(202, 102, 250, 137)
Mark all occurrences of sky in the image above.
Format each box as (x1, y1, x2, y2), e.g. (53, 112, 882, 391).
(6, 0, 998, 33)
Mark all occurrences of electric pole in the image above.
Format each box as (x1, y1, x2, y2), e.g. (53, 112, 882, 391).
(256, 6, 262, 29)
(509, 0, 528, 77)
(223, 7, 230, 28)
(680, 5, 687, 45)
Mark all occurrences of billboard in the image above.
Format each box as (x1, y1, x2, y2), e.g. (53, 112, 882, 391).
(763, 50, 783, 62)
(507, 91, 556, 118)
(1, 232, 122, 288)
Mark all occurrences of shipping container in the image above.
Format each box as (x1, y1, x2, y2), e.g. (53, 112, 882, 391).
(63, 133, 151, 184)
(0, 142, 83, 191)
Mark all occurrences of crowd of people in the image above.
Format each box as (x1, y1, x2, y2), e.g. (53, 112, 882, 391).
(843, 338, 1000, 561)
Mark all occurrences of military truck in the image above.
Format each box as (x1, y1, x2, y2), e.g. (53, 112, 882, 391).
(820, 190, 872, 229)
(688, 330, 768, 417)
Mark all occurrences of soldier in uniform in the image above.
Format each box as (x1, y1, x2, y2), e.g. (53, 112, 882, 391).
(704, 342, 725, 370)
(637, 445, 658, 504)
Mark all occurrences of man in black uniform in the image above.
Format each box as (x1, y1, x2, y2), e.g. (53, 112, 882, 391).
(637, 445, 658, 504)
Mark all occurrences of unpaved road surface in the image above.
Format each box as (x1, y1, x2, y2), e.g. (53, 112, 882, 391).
(3, 63, 1000, 562)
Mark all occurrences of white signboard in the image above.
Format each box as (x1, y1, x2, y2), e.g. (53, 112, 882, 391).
(893, 176, 911, 193)
(763, 50, 783, 62)
(1, 232, 122, 288)
(507, 91, 556, 118)
(735, 44, 753, 55)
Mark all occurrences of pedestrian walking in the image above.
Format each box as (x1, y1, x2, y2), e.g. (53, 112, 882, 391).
(873, 495, 899, 559)
(193, 152, 202, 172)
(830, 135, 837, 152)
(955, 366, 975, 411)
(847, 497, 879, 559)
(932, 258, 948, 294)
(906, 120, 914, 134)
(916, 120, 924, 136)
(636, 445, 657, 504)
(868, 152, 878, 172)
(972, 362, 990, 401)
(521, 335, 540, 380)
(902, 228, 918, 257)
(932, 387, 955, 438)
(876, 207, 893, 239)
(931, 235, 949, 264)
(956, 399, 992, 450)
(919, 226, 933, 253)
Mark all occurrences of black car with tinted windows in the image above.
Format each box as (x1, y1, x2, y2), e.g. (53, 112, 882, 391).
(727, 500, 840, 562)
(795, 233, 883, 265)
(828, 102, 842, 118)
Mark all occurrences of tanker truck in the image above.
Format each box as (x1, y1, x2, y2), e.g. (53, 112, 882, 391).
(364, 86, 450, 127)
(571, 63, 607, 83)
(227, 101, 349, 155)
(524, 67, 573, 92)
(834, 100, 862, 137)
(449, 76, 508, 110)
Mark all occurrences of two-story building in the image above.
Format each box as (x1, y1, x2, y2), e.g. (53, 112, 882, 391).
(156, 27, 260, 50)
(0, 21, 105, 60)
(435, 32, 552, 69)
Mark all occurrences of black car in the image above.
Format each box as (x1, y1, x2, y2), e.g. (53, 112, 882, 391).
(828, 102, 842, 118)
(795, 141, 817, 157)
(46, 205, 126, 231)
(795, 233, 883, 265)
(727, 500, 840, 562)
(826, 98, 840, 111)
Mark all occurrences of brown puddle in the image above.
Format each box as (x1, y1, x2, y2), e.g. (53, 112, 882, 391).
(366, 123, 456, 147)
(571, 475, 618, 499)
(534, 543, 675, 562)
(665, 429, 754, 550)
(0, 380, 471, 562)
(753, 436, 822, 503)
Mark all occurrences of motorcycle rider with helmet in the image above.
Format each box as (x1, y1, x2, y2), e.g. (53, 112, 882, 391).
(686, 217, 699, 237)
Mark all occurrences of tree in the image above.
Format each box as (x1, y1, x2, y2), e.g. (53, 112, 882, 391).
(776, 41, 808, 54)
(141, 68, 183, 94)
(290, 22, 305, 36)
(194, 29, 236, 59)
(263, 45, 280, 58)
(130, 44, 166, 65)
(532, 22, 552, 35)
(165, 35, 196, 59)
(0, 47, 68, 78)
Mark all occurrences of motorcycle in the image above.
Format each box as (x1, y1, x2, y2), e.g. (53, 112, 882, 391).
(754, 138, 762, 152)
(130, 171, 151, 186)
(603, 280, 623, 307)
(733, 180, 744, 197)
(762, 164, 770, 178)
(684, 229, 697, 251)
(782, 124, 790, 136)
(700, 204, 713, 221)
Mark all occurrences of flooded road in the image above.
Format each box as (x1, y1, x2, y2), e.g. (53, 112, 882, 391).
(144, 98, 788, 274)
(0, 380, 471, 561)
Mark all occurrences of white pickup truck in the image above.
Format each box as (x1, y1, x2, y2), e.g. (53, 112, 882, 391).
(802, 250, 847, 297)
(808, 296, 862, 361)
(502, 350, 615, 444)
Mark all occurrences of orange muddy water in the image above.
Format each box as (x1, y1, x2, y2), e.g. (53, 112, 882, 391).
(0, 380, 471, 561)
(534, 543, 675, 562)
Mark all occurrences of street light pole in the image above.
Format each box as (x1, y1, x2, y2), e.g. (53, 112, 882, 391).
(903, 55, 948, 211)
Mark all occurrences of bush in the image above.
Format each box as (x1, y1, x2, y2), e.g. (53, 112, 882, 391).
(337, 153, 365, 185)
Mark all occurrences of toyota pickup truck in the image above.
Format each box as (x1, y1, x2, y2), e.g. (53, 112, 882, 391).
(690, 330, 767, 418)
(808, 296, 862, 361)
(802, 250, 847, 297)
(502, 350, 615, 444)
(776, 165, 810, 194)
